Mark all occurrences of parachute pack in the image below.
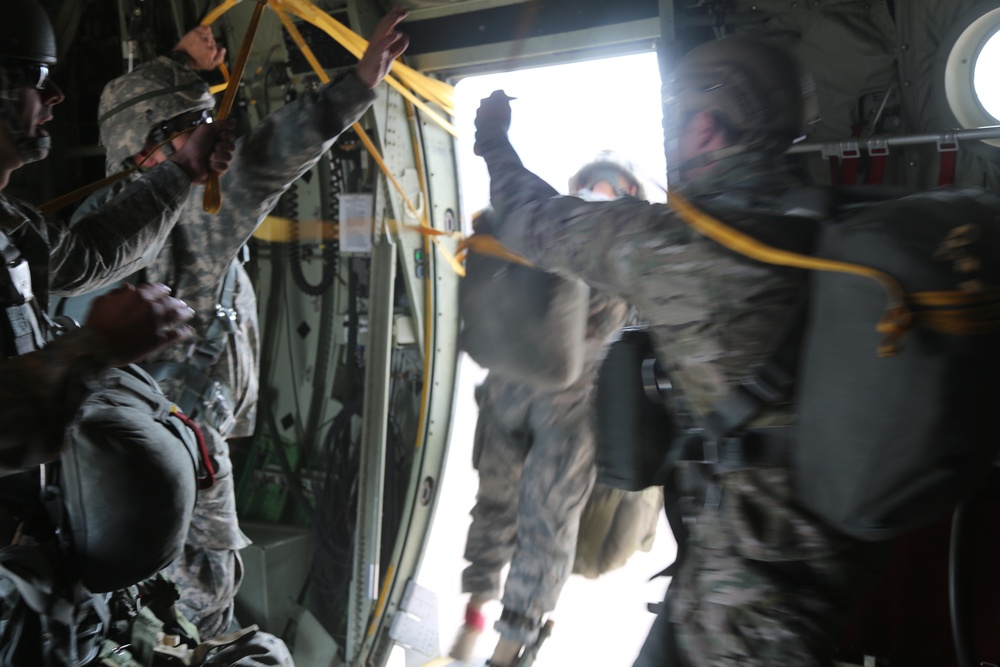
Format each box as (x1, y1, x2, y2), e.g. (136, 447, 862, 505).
(61, 363, 205, 593)
(458, 208, 590, 389)
(0, 229, 210, 667)
(604, 186, 1000, 542)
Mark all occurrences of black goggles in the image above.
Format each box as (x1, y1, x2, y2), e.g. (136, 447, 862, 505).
(1, 62, 50, 90)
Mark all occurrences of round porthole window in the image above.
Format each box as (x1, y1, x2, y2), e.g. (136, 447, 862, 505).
(944, 5, 1000, 146)
(973, 28, 1000, 120)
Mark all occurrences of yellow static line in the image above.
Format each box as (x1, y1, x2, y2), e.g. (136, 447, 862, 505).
(203, 0, 269, 214)
(367, 563, 395, 637)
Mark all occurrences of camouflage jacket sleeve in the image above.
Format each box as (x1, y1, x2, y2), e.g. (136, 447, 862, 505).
(483, 136, 681, 299)
(47, 160, 191, 295)
(210, 71, 377, 253)
(0, 327, 111, 474)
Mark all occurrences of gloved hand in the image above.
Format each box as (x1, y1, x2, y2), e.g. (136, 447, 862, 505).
(474, 90, 513, 156)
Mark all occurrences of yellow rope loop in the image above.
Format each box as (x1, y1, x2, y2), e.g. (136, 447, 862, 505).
(201, 0, 236, 94)
(668, 188, 916, 355)
(875, 306, 913, 357)
(209, 62, 230, 95)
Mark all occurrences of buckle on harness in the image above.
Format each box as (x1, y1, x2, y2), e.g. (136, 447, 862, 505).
(215, 303, 238, 334)
(202, 381, 236, 437)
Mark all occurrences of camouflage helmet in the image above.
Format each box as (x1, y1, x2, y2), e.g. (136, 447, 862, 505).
(668, 36, 813, 154)
(0, 0, 57, 65)
(569, 152, 646, 200)
(98, 56, 215, 171)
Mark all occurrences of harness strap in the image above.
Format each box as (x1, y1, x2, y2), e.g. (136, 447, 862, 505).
(0, 231, 45, 355)
(144, 260, 241, 436)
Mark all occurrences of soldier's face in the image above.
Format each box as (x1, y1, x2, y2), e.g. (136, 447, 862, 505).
(676, 110, 729, 181)
(0, 66, 64, 184)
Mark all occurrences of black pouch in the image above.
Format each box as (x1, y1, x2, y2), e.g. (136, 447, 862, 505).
(594, 327, 676, 491)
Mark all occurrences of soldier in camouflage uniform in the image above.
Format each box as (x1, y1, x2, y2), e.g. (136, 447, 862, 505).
(474, 38, 885, 667)
(0, 2, 231, 477)
(53, 9, 410, 639)
(451, 160, 641, 667)
(0, 3, 268, 665)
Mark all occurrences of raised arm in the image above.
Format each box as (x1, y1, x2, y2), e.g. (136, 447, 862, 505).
(48, 118, 235, 295)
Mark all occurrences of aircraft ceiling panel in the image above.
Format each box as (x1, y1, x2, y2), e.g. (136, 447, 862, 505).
(393, 0, 533, 17)
(399, 0, 660, 76)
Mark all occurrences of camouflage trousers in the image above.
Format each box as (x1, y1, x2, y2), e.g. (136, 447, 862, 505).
(635, 467, 886, 667)
(462, 373, 597, 643)
(162, 425, 251, 640)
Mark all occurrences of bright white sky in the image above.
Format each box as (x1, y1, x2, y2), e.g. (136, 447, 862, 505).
(408, 51, 676, 667)
(974, 30, 1000, 121)
(453, 50, 667, 228)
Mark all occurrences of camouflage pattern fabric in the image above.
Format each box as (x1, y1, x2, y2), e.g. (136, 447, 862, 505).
(56, 58, 377, 638)
(480, 135, 878, 664)
(660, 468, 885, 667)
(462, 290, 628, 644)
(0, 163, 191, 473)
(160, 424, 245, 639)
(197, 630, 293, 666)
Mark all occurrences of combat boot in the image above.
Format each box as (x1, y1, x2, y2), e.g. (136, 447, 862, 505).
(449, 596, 488, 662)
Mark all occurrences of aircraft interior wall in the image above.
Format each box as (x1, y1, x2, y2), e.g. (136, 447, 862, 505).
(11, 0, 1000, 665)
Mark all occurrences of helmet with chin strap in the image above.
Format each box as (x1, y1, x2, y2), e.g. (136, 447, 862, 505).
(0, 0, 58, 164)
(569, 152, 646, 200)
(98, 56, 215, 173)
(666, 36, 816, 173)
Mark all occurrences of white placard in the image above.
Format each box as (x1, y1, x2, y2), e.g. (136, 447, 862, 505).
(339, 193, 374, 253)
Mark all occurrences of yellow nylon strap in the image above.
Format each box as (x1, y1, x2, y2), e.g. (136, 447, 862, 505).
(281, 0, 455, 113)
(209, 62, 230, 96)
(909, 285, 1000, 307)
(909, 286, 1000, 335)
(271, 4, 324, 76)
(279, 0, 456, 134)
(201, 0, 240, 27)
(201, 0, 455, 131)
(668, 189, 913, 355)
(201, 0, 237, 96)
(203, 0, 269, 214)
(268, 4, 463, 277)
(456, 233, 535, 267)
